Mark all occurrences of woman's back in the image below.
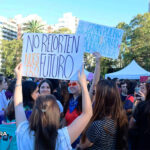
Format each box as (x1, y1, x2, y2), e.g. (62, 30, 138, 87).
(85, 118, 116, 150)
(16, 121, 72, 150)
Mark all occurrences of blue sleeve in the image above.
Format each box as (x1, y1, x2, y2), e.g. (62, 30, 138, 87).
(124, 100, 133, 110)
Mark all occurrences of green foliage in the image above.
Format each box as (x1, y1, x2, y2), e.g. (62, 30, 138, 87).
(1, 40, 22, 76)
(84, 53, 95, 72)
(117, 13, 150, 71)
(24, 20, 44, 33)
(53, 27, 72, 34)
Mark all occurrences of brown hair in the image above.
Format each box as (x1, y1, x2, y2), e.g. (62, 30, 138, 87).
(81, 80, 128, 149)
(4, 100, 15, 121)
(29, 95, 60, 150)
(146, 82, 150, 101)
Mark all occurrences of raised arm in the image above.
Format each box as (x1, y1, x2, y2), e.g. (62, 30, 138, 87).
(14, 63, 27, 127)
(67, 65, 93, 144)
(89, 52, 101, 102)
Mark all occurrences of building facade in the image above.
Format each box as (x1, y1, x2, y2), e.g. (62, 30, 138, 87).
(52, 13, 79, 33)
(0, 16, 17, 43)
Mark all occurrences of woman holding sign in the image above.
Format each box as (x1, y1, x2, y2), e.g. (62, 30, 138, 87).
(13, 63, 92, 150)
(63, 52, 101, 148)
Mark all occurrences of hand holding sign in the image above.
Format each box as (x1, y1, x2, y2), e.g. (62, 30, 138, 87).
(93, 52, 101, 62)
(14, 63, 22, 80)
(78, 65, 87, 87)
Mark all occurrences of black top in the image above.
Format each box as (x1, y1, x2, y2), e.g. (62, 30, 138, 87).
(133, 101, 150, 150)
(85, 118, 116, 150)
(120, 94, 127, 103)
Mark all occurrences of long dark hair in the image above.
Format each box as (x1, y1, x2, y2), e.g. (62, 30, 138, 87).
(126, 80, 137, 95)
(4, 100, 15, 121)
(143, 82, 150, 134)
(81, 80, 128, 149)
(22, 81, 37, 109)
(63, 81, 82, 115)
(63, 94, 82, 116)
(29, 95, 60, 150)
(146, 82, 150, 101)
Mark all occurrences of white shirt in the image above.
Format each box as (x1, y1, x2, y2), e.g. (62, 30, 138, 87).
(16, 121, 72, 150)
(0, 90, 9, 111)
(56, 100, 63, 113)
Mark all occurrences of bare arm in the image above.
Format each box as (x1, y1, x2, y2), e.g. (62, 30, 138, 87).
(78, 137, 93, 149)
(89, 52, 101, 102)
(14, 63, 27, 127)
(129, 117, 136, 129)
(67, 66, 93, 144)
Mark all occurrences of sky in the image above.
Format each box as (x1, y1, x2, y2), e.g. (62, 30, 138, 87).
(0, 0, 149, 27)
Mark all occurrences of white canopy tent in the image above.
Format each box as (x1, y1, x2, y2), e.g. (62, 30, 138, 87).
(105, 60, 150, 79)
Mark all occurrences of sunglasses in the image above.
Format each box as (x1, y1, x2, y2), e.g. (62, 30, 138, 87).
(68, 82, 78, 87)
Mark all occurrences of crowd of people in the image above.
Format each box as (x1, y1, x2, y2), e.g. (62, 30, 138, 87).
(0, 53, 150, 150)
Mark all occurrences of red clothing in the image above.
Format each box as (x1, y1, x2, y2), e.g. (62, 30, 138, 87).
(65, 108, 81, 126)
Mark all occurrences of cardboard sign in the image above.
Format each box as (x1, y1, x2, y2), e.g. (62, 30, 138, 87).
(76, 20, 124, 59)
(22, 33, 84, 80)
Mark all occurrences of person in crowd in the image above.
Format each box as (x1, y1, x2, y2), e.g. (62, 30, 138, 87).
(14, 63, 92, 150)
(0, 75, 8, 111)
(59, 81, 70, 106)
(132, 82, 146, 111)
(0, 80, 39, 149)
(0, 80, 15, 124)
(0, 80, 39, 124)
(78, 80, 128, 150)
(124, 80, 137, 117)
(5, 79, 16, 100)
(49, 79, 62, 101)
(22, 81, 39, 111)
(38, 79, 64, 113)
(129, 81, 150, 150)
(120, 80, 128, 103)
(63, 52, 101, 148)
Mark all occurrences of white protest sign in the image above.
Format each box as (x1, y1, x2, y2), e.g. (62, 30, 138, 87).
(22, 33, 84, 80)
(76, 20, 124, 59)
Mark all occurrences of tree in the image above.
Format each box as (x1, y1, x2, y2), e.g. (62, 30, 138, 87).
(84, 53, 95, 72)
(53, 27, 72, 34)
(116, 22, 132, 67)
(116, 13, 150, 71)
(1, 40, 22, 76)
(24, 20, 44, 33)
(129, 13, 150, 71)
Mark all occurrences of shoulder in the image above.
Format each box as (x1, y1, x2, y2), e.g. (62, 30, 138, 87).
(135, 101, 147, 113)
(92, 119, 115, 126)
(15, 121, 34, 149)
(56, 100, 63, 113)
(56, 127, 72, 149)
(133, 101, 148, 120)
(16, 120, 32, 137)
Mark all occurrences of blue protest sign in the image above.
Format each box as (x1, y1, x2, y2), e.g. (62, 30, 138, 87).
(76, 20, 124, 59)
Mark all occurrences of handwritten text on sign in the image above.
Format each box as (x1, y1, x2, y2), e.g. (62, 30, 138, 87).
(76, 20, 124, 59)
(22, 33, 84, 80)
